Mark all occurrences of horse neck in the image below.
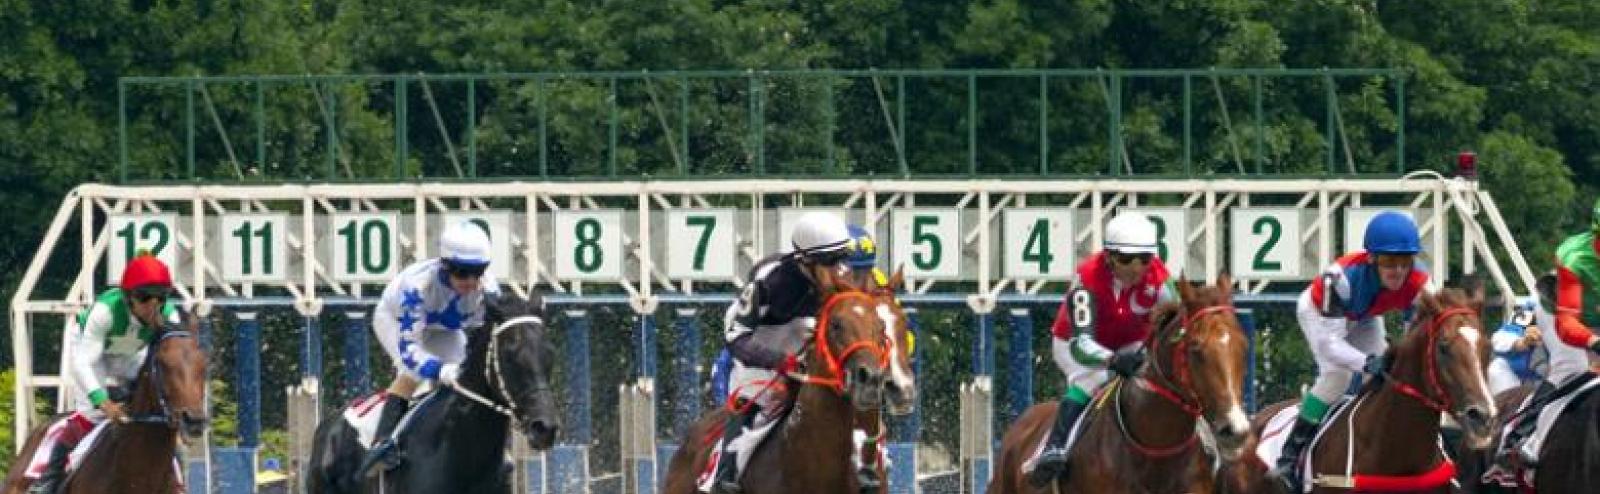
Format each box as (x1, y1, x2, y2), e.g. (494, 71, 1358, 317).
(1121, 343, 1199, 450)
(1354, 337, 1444, 470)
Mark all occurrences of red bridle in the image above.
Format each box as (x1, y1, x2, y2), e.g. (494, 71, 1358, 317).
(1141, 304, 1237, 418)
(1385, 306, 1478, 414)
(799, 290, 894, 394)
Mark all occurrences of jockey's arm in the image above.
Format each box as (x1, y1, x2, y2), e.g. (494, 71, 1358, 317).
(1050, 284, 1111, 366)
(68, 304, 115, 407)
(1554, 265, 1600, 351)
(395, 289, 447, 381)
(1308, 269, 1373, 371)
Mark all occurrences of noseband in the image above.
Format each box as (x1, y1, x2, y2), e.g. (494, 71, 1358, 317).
(447, 315, 545, 429)
(1384, 306, 1477, 414)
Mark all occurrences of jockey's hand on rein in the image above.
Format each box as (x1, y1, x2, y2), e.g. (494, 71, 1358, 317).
(100, 400, 128, 424)
(777, 354, 800, 375)
(1108, 350, 1145, 378)
(1363, 354, 1388, 376)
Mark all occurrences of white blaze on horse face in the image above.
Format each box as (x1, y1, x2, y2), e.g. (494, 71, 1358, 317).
(1459, 325, 1499, 416)
(876, 303, 915, 391)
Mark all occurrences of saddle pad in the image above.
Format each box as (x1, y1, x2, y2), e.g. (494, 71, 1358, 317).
(1254, 397, 1355, 493)
(695, 413, 784, 493)
(1518, 375, 1600, 462)
(342, 393, 389, 449)
(66, 421, 111, 473)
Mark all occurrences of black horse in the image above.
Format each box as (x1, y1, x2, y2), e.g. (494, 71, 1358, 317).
(306, 294, 561, 494)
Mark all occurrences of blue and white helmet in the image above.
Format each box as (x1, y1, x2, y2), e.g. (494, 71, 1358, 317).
(1510, 296, 1538, 326)
(845, 224, 878, 269)
(440, 221, 492, 272)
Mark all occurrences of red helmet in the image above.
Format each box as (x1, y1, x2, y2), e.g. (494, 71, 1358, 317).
(121, 253, 173, 295)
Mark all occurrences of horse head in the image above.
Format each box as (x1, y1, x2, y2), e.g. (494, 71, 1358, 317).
(1151, 274, 1251, 460)
(477, 294, 561, 450)
(131, 315, 208, 440)
(807, 267, 904, 412)
(1393, 285, 1496, 448)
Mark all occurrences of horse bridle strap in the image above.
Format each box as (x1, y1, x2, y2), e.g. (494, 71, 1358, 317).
(126, 330, 194, 426)
(787, 291, 890, 394)
(1141, 304, 1235, 418)
(1383, 307, 1475, 414)
(447, 316, 542, 421)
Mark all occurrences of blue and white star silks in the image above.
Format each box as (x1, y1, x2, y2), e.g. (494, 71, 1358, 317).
(376, 259, 500, 380)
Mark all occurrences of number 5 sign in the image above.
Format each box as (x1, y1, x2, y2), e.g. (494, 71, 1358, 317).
(891, 209, 962, 279)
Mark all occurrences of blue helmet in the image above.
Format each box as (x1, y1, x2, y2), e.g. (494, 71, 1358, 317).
(845, 224, 878, 269)
(1363, 211, 1421, 255)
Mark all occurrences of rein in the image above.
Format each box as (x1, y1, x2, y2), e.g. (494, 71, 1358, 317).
(1383, 307, 1476, 414)
(446, 315, 544, 427)
(786, 291, 890, 394)
(125, 330, 195, 427)
(1111, 303, 1236, 458)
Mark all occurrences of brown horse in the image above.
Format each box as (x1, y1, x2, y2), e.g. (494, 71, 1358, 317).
(1222, 288, 1497, 494)
(990, 275, 1253, 494)
(3, 318, 209, 494)
(663, 267, 916, 494)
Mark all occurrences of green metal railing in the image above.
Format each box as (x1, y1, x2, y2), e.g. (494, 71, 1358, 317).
(117, 68, 1406, 182)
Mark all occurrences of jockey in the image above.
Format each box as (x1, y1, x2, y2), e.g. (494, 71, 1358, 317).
(711, 211, 854, 494)
(1274, 210, 1434, 491)
(1487, 297, 1546, 396)
(26, 253, 181, 494)
(1028, 212, 1176, 486)
(361, 220, 500, 472)
(1484, 199, 1600, 477)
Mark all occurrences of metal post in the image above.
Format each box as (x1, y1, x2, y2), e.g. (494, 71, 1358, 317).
(343, 312, 371, 405)
(968, 74, 978, 176)
(680, 77, 690, 175)
(185, 81, 195, 180)
(1005, 308, 1033, 425)
(539, 77, 548, 178)
(898, 75, 907, 176)
(118, 81, 128, 183)
(1253, 75, 1264, 174)
(325, 83, 339, 179)
(888, 307, 923, 494)
(467, 78, 477, 178)
(630, 312, 658, 494)
(1396, 75, 1406, 173)
(1239, 308, 1258, 413)
(1183, 75, 1193, 176)
(235, 312, 261, 448)
(1039, 75, 1049, 176)
(254, 81, 265, 179)
(302, 315, 322, 380)
(395, 78, 408, 179)
(609, 77, 619, 177)
(552, 309, 593, 493)
(1325, 73, 1336, 175)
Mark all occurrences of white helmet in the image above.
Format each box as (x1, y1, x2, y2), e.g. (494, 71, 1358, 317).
(440, 220, 492, 267)
(790, 211, 852, 263)
(1104, 212, 1158, 254)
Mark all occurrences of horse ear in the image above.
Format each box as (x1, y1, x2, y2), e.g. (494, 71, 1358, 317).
(1216, 272, 1233, 304)
(1419, 288, 1443, 315)
(888, 266, 906, 292)
(1176, 275, 1193, 303)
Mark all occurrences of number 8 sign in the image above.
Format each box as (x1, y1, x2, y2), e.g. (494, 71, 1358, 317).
(553, 210, 623, 281)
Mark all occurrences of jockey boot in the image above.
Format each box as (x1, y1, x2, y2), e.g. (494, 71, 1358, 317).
(359, 394, 412, 475)
(28, 440, 72, 494)
(1027, 398, 1088, 487)
(712, 406, 759, 494)
(1272, 416, 1319, 493)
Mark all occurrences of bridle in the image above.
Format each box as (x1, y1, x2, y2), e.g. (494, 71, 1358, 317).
(1113, 303, 1238, 457)
(446, 315, 547, 429)
(1383, 306, 1478, 414)
(125, 329, 196, 428)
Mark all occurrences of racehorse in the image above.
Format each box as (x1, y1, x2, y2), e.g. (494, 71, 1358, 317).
(1222, 287, 1497, 494)
(305, 294, 560, 494)
(663, 267, 917, 494)
(2, 317, 209, 494)
(989, 275, 1253, 494)
(1466, 379, 1600, 493)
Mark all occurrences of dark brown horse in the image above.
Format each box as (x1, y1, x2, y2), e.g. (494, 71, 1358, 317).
(663, 267, 916, 494)
(1464, 378, 1600, 493)
(1222, 288, 1497, 494)
(990, 275, 1253, 494)
(3, 318, 209, 494)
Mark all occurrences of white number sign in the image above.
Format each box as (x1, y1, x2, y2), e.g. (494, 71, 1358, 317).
(1116, 208, 1195, 279)
(442, 212, 515, 283)
(891, 209, 962, 279)
(106, 214, 181, 286)
(1002, 209, 1075, 279)
(666, 209, 735, 279)
(553, 210, 624, 281)
(221, 214, 290, 283)
(1230, 208, 1305, 279)
(328, 213, 400, 282)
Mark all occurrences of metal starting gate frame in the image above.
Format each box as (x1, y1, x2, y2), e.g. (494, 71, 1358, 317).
(10, 176, 1538, 493)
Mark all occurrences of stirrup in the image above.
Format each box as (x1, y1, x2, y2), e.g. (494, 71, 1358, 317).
(713, 479, 744, 494)
(359, 438, 404, 475)
(1027, 449, 1070, 486)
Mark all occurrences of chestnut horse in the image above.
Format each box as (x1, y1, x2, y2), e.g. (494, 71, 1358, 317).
(4, 318, 209, 494)
(990, 275, 1253, 494)
(1221, 288, 1497, 494)
(663, 267, 916, 493)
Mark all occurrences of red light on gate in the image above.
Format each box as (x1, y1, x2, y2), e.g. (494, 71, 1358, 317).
(1456, 151, 1477, 180)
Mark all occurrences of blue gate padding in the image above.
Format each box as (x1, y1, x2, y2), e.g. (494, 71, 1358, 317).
(211, 446, 255, 494)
